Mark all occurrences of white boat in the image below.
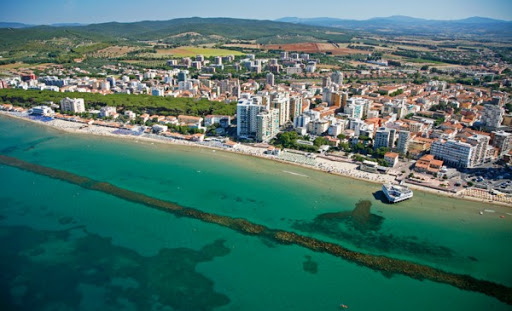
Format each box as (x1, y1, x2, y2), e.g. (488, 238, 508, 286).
(382, 184, 413, 203)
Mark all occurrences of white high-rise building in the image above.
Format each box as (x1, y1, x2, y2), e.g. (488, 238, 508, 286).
(349, 119, 367, 137)
(236, 98, 265, 138)
(344, 102, 364, 120)
(289, 96, 303, 122)
(256, 109, 280, 142)
(431, 139, 474, 168)
(396, 130, 410, 154)
(480, 104, 504, 128)
(294, 113, 312, 129)
(466, 134, 490, 166)
(491, 131, 512, 156)
(374, 127, 391, 149)
(389, 128, 396, 149)
(271, 97, 290, 126)
(328, 122, 345, 137)
(322, 87, 332, 105)
(266, 72, 275, 86)
(331, 71, 343, 85)
(344, 98, 369, 119)
(60, 97, 85, 113)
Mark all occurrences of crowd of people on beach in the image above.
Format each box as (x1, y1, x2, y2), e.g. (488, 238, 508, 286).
(277, 152, 316, 166)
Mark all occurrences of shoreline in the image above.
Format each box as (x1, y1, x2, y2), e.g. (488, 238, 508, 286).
(1, 111, 510, 208)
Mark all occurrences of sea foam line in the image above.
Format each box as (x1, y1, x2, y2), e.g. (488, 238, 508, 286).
(282, 170, 308, 177)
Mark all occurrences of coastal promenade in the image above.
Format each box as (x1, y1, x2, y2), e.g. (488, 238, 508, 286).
(1, 111, 510, 207)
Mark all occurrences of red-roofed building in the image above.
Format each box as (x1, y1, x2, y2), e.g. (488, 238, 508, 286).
(414, 154, 444, 175)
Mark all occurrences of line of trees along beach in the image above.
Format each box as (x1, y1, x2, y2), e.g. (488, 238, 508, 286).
(0, 89, 236, 117)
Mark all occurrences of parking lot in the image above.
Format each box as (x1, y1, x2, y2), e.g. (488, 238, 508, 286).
(461, 166, 512, 194)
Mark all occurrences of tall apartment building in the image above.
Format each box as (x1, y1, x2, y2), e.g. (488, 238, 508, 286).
(331, 71, 343, 85)
(431, 140, 473, 168)
(177, 71, 188, 82)
(388, 129, 396, 149)
(271, 97, 290, 126)
(60, 97, 85, 113)
(330, 92, 342, 107)
(344, 102, 364, 120)
(374, 127, 395, 149)
(491, 130, 512, 156)
(344, 98, 371, 119)
(341, 92, 348, 108)
(396, 130, 410, 154)
(289, 96, 303, 122)
(219, 79, 240, 97)
(236, 98, 265, 138)
(256, 109, 280, 142)
(322, 76, 332, 88)
(480, 104, 504, 128)
(322, 87, 332, 105)
(374, 127, 390, 149)
(294, 111, 316, 129)
(466, 134, 490, 166)
(266, 72, 275, 86)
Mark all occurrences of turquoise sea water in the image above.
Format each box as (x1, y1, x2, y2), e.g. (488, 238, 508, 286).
(0, 114, 511, 310)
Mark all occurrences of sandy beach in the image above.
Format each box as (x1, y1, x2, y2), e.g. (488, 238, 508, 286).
(1, 111, 510, 207)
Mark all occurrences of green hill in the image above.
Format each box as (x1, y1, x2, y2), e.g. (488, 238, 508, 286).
(0, 17, 355, 65)
(0, 17, 354, 50)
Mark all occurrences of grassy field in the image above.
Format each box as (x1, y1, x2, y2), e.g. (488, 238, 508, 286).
(92, 45, 140, 58)
(0, 62, 53, 71)
(122, 60, 167, 67)
(157, 47, 244, 57)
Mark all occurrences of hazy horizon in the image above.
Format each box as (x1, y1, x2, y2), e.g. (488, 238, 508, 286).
(2, 15, 512, 26)
(1, 0, 511, 24)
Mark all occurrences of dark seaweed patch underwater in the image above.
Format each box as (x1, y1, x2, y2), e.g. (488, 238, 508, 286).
(0, 225, 231, 311)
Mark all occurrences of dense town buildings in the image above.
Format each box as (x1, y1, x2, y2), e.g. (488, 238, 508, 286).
(2, 47, 511, 175)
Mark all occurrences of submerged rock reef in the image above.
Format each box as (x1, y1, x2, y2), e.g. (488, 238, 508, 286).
(1, 154, 511, 305)
(292, 200, 454, 259)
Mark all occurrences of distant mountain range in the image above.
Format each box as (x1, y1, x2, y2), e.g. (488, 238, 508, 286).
(0, 22, 34, 28)
(0, 17, 355, 50)
(277, 16, 512, 36)
(0, 22, 85, 28)
(1, 15, 511, 51)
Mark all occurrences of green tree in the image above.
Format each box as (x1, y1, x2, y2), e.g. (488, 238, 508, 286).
(434, 117, 445, 126)
(313, 136, 329, 147)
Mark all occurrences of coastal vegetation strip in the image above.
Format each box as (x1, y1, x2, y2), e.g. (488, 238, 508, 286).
(0, 89, 236, 117)
(0, 154, 511, 305)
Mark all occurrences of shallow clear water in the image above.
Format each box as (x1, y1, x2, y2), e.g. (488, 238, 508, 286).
(0, 115, 511, 310)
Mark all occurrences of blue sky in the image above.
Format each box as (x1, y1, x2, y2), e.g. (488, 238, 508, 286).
(2, 0, 511, 24)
